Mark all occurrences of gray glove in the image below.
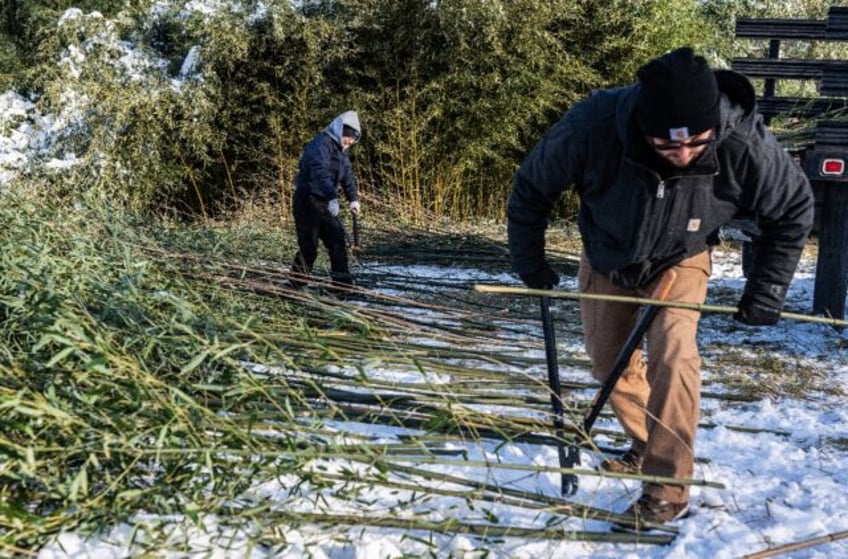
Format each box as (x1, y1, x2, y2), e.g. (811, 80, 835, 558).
(327, 199, 340, 217)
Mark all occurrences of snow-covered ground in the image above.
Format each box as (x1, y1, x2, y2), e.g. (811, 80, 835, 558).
(34, 248, 848, 559)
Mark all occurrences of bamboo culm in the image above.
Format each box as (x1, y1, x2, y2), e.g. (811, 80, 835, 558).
(473, 285, 848, 328)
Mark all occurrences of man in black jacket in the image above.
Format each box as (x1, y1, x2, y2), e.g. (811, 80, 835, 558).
(291, 110, 362, 289)
(507, 48, 813, 530)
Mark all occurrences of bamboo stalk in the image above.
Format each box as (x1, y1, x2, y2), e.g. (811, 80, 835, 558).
(237, 510, 677, 545)
(0, 542, 37, 558)
(742, 530, 848, 559)
(474, 284, 848, 327)
(383, 462, 679, 533)
(24, 442, 724, 489)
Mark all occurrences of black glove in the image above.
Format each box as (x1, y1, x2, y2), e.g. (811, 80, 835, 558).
(519, 263, 559, 290)
(734, 292, 781, 326)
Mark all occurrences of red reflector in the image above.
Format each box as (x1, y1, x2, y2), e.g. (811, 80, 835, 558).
(822, 158, 845, 175)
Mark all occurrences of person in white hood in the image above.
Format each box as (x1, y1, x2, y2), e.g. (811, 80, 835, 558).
(290, 111, 362, 288)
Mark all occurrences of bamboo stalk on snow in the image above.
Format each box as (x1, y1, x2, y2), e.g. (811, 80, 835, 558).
(222, 509, 677, 545)
(474, 284, 848, 328)
(742, 530, 848, 558)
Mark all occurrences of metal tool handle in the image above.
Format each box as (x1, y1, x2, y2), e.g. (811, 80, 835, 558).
(352, 211, 361, 251)
(582, 269, 678, 434)
(540, 295, 580, 496)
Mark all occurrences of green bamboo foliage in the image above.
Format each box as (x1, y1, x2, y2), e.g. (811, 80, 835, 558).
(0, 191, 307, 547)
(10, 0, 848, 221)
(0, 185, 742, 551)
(6, 0, 740, 221)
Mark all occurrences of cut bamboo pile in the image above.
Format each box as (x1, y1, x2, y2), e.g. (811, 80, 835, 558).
(0, 194, 794, 554)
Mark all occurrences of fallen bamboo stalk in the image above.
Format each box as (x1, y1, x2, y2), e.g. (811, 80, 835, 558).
(292, 365, 758, 404)
(474, 285, 848, 328)
(384, 462, 679, 533)
(315, 466, 678, 534)
(742, 529, 848, 559)
(27, 443, 725, 489)
(237, 510, 676, 544)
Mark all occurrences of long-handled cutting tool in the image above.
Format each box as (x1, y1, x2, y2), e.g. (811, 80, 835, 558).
(541, 269, 678, 496)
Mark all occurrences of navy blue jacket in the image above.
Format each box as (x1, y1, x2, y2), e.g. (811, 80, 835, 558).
(295, 112, 360, 203)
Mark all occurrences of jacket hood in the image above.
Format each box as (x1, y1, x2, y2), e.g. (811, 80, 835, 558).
(616, 69, 758, 143)
(714, 69, 757, 136)
(325, 110, 362, 146)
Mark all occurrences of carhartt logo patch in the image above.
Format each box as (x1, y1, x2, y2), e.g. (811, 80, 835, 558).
(669, 127, 690, 140)
(687, 218, 701, 232)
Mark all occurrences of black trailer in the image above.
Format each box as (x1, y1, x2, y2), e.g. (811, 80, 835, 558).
(733, 6, 848, 320)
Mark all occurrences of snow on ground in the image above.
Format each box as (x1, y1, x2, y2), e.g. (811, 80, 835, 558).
(34, 247, 848, 559)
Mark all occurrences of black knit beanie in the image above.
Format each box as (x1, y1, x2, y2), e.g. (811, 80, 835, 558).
(342, 124, 361, 140)
(635, 47, 720, 140)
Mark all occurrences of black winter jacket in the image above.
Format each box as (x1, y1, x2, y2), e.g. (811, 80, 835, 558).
(507, 70, 814, 308)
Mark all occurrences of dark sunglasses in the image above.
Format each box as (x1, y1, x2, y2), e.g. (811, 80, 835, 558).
(649, 136, 715, 151)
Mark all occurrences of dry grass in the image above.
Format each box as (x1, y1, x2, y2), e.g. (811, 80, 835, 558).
(703, 346, 837, 399)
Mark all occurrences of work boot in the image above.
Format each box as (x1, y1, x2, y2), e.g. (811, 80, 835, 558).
(332, 276, 354, 287)
(327, 276, 355, 297)
(614, 494, 690, 532)
(284, 278, 308, 290)
(599, 449, 642, 474)
(287, 266, 311, 289)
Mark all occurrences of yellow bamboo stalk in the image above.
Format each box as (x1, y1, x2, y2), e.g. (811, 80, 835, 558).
(0, 543, 36, 558)
(219, 148, 236, 201)
(177, 149, 207, 220)
(742, 530, 848, 559)
(473, 284, 848, 328)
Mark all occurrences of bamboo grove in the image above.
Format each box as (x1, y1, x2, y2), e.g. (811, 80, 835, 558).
(1, 0, 845, 222)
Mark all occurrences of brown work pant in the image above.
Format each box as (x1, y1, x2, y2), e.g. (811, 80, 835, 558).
(578, 251, 711, 505)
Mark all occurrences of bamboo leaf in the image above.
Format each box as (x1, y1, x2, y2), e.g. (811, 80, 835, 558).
(45, 346, 76, 367)
(69, 466, 88, 501)
(182, 350, 211, 375)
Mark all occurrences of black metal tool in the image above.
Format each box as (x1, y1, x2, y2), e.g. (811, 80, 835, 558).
(335, 214, 360, 266)
(351, 211, 361, 251)
(540, 295, 580, 496)
(575, 269, 678, 472)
